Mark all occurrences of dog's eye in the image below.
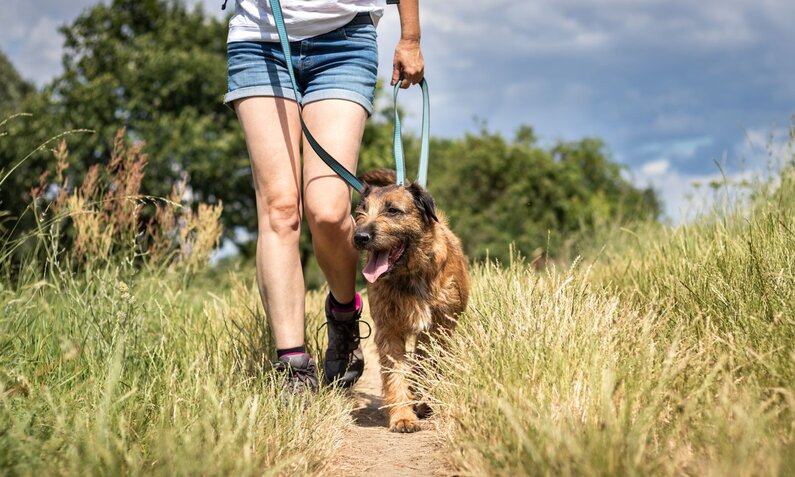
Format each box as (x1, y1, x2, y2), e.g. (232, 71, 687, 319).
(386, 207, 403, 215)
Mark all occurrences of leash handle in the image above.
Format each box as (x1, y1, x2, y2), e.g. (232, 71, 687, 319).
(270, 0, 365, 193)
(392, 77, 430, 188)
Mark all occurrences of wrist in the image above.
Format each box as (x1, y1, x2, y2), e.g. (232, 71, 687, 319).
(399, 36, 421, 44)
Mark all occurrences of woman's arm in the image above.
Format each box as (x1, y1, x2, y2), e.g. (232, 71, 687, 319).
(392, 0, 425, 89)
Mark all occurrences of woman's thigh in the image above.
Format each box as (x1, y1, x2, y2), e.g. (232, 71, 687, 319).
(302, 99, 368, 225)
(301, 21, 377, 223)
(234, 97, 303, 222)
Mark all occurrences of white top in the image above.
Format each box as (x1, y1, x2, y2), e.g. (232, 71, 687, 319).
(227, 0, 384, 43)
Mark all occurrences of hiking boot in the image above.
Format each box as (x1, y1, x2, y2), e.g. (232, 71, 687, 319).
(322, 293, 370, 388)
(273, 352, 319, 395)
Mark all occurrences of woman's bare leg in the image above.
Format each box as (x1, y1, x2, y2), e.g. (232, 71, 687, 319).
(234, 96, 305, 350)
(302, 99, 368, 303)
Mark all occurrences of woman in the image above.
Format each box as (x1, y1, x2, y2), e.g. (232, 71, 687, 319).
(223, 0, 425, 393)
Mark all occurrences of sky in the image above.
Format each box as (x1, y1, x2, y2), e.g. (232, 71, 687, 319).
(2, 0, 794, 222)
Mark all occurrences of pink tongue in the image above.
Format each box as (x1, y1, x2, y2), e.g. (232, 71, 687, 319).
(363, 251, 390, 283)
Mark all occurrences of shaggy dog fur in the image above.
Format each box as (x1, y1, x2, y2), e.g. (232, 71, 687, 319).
(353, 169, 469, 433)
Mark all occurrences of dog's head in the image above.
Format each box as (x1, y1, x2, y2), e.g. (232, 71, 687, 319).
(353, 169, 438, 283)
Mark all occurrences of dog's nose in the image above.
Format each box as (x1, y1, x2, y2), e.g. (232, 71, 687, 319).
(353, 231, 372, 246)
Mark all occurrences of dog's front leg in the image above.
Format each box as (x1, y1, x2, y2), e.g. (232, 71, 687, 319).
(377, 331, 420, 433)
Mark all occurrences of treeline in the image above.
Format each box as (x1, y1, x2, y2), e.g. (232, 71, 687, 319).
(0, 0, 659, 270)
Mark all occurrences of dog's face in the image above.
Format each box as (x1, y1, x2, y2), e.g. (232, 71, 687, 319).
(353, 183, 438, 283)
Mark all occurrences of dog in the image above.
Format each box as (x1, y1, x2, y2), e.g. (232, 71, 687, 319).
(353, 169, 469, 433)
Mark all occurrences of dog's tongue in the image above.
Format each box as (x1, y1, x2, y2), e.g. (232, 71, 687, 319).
(363, 251, 389, 283)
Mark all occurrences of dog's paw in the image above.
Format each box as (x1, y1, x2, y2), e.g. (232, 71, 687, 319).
(414, 402, 433, 419)
(389, 417, 421, 433)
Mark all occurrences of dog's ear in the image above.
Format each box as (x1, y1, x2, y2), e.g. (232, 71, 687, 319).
(360, 184, 372, 199)
(354, 185, 371, 211)
(408, 183, 439, 225)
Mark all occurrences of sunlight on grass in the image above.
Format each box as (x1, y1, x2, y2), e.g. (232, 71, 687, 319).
(416, 160, 795, 475)
(0, 125, 350, 476)
(2, 117, 794, 475)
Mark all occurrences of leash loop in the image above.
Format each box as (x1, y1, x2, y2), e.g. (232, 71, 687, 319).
(392, 77, 431, 188)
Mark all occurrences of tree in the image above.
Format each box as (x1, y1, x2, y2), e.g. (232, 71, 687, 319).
(427, 126, 660, 262)
(1, 0, 252, 242)
(0, 50, 34, 112)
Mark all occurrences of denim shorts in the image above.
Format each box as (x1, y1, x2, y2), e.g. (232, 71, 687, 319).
(224, 18, 379, 115)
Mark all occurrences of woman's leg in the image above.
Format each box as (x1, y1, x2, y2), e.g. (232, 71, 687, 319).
(303, 99, 368, 386)
(302, 99, 368, 303)
(234, 96, 305, 350)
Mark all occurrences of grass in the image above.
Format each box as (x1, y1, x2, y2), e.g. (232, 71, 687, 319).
(2, 122, 794, 475)
(416, 168, 795, 475)
(0, 265, 350, 476)
(0, 128, 350, 476)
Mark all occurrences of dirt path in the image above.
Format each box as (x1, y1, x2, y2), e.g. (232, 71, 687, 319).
(329, 323, 453, 477)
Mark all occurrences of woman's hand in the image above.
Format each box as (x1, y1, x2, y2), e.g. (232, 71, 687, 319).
(392, 0, 424, 89)
(392, 38, 424, 89)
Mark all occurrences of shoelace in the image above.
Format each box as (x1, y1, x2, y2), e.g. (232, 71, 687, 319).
(273, 361, 317, 391)
(316, 318, 372, 353)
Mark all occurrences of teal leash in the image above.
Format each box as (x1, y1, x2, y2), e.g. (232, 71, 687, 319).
(270, 0, 365, 193)
(392, 78, 430, 187)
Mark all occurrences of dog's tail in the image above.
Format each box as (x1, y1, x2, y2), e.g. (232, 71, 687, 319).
(359, 168, 397, 187)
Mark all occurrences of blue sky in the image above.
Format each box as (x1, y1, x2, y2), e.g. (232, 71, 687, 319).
(3, 0, 793, 221)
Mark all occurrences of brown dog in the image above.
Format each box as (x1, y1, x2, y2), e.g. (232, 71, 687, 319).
(353, 169, 469, 433)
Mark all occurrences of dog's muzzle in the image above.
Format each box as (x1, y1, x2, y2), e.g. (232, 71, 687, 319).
(354, 231, 372, 247)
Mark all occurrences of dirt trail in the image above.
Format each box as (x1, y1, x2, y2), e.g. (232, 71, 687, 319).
(329, 323, 453, 477)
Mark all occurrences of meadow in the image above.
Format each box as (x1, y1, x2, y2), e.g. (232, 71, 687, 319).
(1, 129, 793, 476)
(417, 147, 795, 475)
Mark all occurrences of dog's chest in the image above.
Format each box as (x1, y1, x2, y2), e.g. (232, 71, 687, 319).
(369, 281, 434, 334)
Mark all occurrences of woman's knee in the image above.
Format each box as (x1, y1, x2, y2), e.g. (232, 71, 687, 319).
(306, 199, 351, 236)
(259, 197, 302, 238)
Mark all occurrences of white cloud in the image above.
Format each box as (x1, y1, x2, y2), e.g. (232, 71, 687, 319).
(637, 137, 713, 159)
(734, 125, 794, 170)
(635, 161, 757, 223)
(635, 123, 792, 223)
(0, 0, 104, 84)
(641, 159, 670, 176)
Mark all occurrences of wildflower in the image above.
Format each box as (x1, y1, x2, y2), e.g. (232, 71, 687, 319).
(117, 282, 133, 301)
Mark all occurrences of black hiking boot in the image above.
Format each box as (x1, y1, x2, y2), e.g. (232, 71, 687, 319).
(273, 352, 319, 396)
(322, 293, 370, 388)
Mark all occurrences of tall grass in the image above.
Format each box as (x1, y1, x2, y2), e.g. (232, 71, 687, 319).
(0, 126, 351, 476)
(0, 269, 350, 476)
(418, 154, 795, 474)
(4, 116, 795, 476)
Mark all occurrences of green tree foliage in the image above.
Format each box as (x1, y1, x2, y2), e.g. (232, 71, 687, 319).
(1, 0, 249, 238)
(1, 0, 660, 273)
(0, 50, 34, 111)
(428, 126, 660, 262)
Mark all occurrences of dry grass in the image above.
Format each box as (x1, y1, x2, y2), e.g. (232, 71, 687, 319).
(0, 267, 350, 476)
(416, 163, 795, 475)
(24, 129, 223, 274)
(1, 127, 349, 476)
(3, 119, 794, 475)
